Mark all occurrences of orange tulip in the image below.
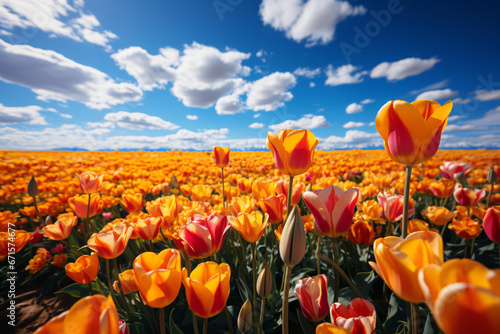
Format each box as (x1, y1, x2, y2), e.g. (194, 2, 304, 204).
(182, 261, 231, 318)
(421, 206, 455, 226)
(267, 129, 318, 176)
(42, 216, 77, 240)
(130, 216, 161, 240)
(133, 249, 182, 308)
(228, 196, 257, 217)
(408, 219, 436, 234)
(330, 298, 376, 334)
(448, 217, 481, 239)
(369, 231, 443, 303)
(251, 180, 276, 200)
(65, 295, 120, 333)
(347, 219, 376, 246)
(75, 172, 104, 194)
(190, 184, 213, 202)
(51, 254, 68, 267)
(120, 193, 144, 214)
(237, 177, 252, 193)
(275, 180, 306, 207)
(25, 252, 48, 274)
(113, 269, 139, 295)
(259, 194, 286, 224)
(146, 195, 179, 228)
(375, 100, 452, 165)
(0, 230, 31, 261)
(316, 323, 351, 334)
(428, 178, 455, 198)
(68, 193, 103, 218)
(483, 207, 500, 244)
(65, 252, 100, 284)
(213, 146, 230, 168)
(419, 259, 500, 334)
(34, 311, 67, 334)
(87, 224, 132, 259)
(356, 199, 382, 220)
(229, 211, 269, 243)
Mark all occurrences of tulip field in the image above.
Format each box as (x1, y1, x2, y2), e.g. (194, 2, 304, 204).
(1, 101, 500, 334)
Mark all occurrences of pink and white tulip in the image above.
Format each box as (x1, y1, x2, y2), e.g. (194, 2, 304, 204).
(294, 274, 329, 322)
(453, 183, 486, 207)
(330, 298, 376, 334)
(440, 161, 472, 180)
(377, 192, 415, 222)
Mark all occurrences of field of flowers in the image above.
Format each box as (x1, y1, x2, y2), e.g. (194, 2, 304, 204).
(1, 100, 500, 334)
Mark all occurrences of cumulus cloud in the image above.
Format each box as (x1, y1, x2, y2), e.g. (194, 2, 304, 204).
(360, 99, 375, 104)
(293, 67, 321, 78)
(448, 115, 465, 122)
(319, 130, 382, 149)
(343, 121, 366, 128)
(249, 122, 264, 129)
(260, 0, 366, 47)
(0, 103, 47, 125)
(309, 82, 315, 87)
(0, 39, 142, 109)
(443, 124, 478, 132)
(111, 46, 178, 91)
(215, 93, 244, 115)
(246, 72, 297, 111)
(370, 57, 440, 81)
(268, 114, 330, 132)
(186, 115, 198, 120)
(345, 102, 363, 114)
(452, 97, 472, 105)
(409, 79, 449, 95)
(475, 89, 500, 102)
(103, 111, 179, 131)
(325, 64, 366, 86)
(468, 106, 500, 127)
(0, 0, 117, 50)
(416, 88, 458, 101)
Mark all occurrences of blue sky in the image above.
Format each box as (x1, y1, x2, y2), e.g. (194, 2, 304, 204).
(0, 0, 499, 151)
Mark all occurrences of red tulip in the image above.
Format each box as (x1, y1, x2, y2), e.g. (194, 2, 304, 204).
(294, 274, 329, 322)
(440, 161, 472, 180)
(377, 192, 415, 222)
(453, 183, 486, 207)
(330, 298, 376, 334)
(483, 207, 500, 244)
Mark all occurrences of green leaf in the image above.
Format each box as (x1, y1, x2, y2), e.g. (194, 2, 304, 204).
(169, 308, 184, 334)
(38, 270, 66, 302)
(55, 282, 95, 298)
(296, 308, 316, 334)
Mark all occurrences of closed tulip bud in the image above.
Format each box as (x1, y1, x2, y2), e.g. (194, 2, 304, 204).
(113, 269, 139, 294)
(419, 259, 500, 334)
(28, 176, 39, 197)
(257, 263, 273, 298)
(375, 100, 452, 165)
(171, 174, 178, 188)
(280, 206, 306, 267)
(294, 274, 329, 322)
(483, 207, 500, 244)
(119, 320, 129, 334)
(237, 299, 252, 333)
(45, 216, 52, 225)
(306, 182, 312, 192)
(488, 168, 498, 184)
(213, 146, 230, 168)
(453, 171, 465, 183)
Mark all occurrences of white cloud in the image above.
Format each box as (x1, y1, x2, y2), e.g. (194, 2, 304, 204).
(345, 102, 363, 114)
(215, 93, 244, 115)
(186, 115, 198, 120)
(325, 64, 366, 86)
(440, 133, 500, 149)
(111, 46, 178, 91)
(468, 106, 500, 127)
(269, 114, 330, 132)
(370, 57, 440, 81)
(443, 124, 478, 132)
(260, 0, 366, 47)
(416, 88, 458, 101)
(343, 121, 366, 128)
(0, 0, 117, 49)
(475, 89, 500, 102)
(0, 39, 142, 109)
(452, 97, 472, 105)
(87, 121, 115, 129)
(360, 99, 375, 104)
(0, 29, 12, 35)
(293, 67, 321, 78)
(319, 130, 382, 149)
(246, 72, 296, 111)
(103, 111, 180, 131)
(309, 82, 315, 87)
(0, 103, 47, 125)
(409, 80, 449, 95)
(448, 115, 465, 122)
(254, 113, 261, 118)
(59, 113, 72, 119)
(171, 42, 250, 108)
(249, 122, 264, 129)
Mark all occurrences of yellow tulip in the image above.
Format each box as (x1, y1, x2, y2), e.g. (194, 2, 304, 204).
(229, 211, 269, 243)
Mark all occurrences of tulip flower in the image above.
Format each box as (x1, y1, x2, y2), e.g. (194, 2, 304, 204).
(252, 180, 276, 200)
(130, 216, 161, 240)
(120, 193, 144, 214)
(182, 261, 231, 318)
(330, 298, 376, 334)
(146, 195, 179, 228)
(421, 206, 455, 226)
(174, 214, 230, 259)
(119, 320, 129, 334)
(228, 196, 257, 217)
(419, 259, 500, 334)
(87, 224, 132, 259)
(51, 254, 68, 267)
(375, 99, 452, 165)
(133, 249, 182, 308)
(213, 146, 230, 168)
(275, 180, 306, 207)
(377, 192, 415, 223)
(190, 184, 213, 202)
(42, 216, 77, 240)
(294, 274, 329, 322)
(448, 217, 481, 239)
(65, 252, 100, 284)
(303, 186, 360, 238)
(237, 177, 252, 193)
(34, 311, 67, 334)
(267, 129, 318, 176)
(428, 178, 455, 198)
(453, 183, 486, 207)
(229, 211, 269, 243)
(348, 219, 376, 246)
(483, 207, 500, 244)
(440, 161, 472, 180)
(316, 323, 351, 334)
(0, 230, 31, 261)
(369, 231, 443, 303)
(75, 172, 104, 194)
(356, 200, 382, 220)
(113, 269, 139, 295)
(259, 194, 286, 224)
(68, 193, 103, 219)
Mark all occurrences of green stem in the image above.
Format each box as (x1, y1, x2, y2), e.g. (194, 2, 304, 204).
(222, 167, 225, 207)
(316, 235, 321, 275)
(251, 243, 258, 333)
(464, 239, 470, 258)
(282, 264, 292, 334)
(160, 307, 165, 334)
(440, 223, 447, 237)
(203, 317, 208, 334)
(285, 175, 294, 224)
(224, 306, 235, 334)
(259, 292, 265, 333)
(411, 303, 420, 334)
(470, 238, 476, 258)
(106, 259, 119, 309)
(87, 282, 93, 295)
(193, 313, 199, 334)
(59, 239, 84, 256)
(32, 197, 44, 228)
(318, 253, 363, 299)
(406, 302, 411, 333)
(332, 238, 340, 303)
(401, 165, 413, 239)
(137, 292, 158, 334)
(113, 258, 132, 322)
(487, 182, 493, 208)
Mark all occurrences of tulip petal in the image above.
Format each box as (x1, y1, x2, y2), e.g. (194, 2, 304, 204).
(303, 191, 332, 235)
(330, 188, 359, 236)
(267, 131, 290, 174)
